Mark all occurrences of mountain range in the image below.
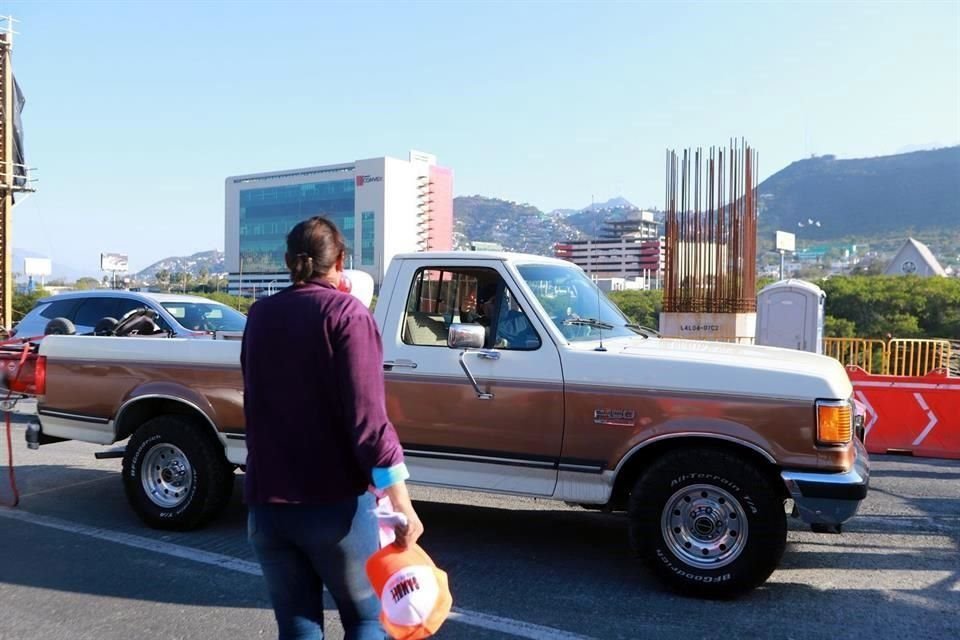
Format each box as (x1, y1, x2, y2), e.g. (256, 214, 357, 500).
(133, 250, 226, 279)
(17, 147, 959, 282)
(757, 146, 960, 239)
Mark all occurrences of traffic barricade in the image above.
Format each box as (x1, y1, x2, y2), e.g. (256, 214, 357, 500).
(846, 366, 960, 460)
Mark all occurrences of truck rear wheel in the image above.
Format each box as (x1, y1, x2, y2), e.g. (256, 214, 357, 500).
(122, 415, 234, 531)
(628, 448, 786, 598)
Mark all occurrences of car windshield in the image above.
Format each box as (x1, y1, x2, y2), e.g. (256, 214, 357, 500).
(160, 301, 247, 333)
(516, 263, 639, 342)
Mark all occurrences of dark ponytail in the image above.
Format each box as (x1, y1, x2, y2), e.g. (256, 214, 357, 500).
(284, 216, 347, 283)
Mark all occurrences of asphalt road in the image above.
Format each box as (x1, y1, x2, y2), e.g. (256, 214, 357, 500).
(1, 421, 958, 640)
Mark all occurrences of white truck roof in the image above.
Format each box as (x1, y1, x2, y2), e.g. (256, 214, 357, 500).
(391, 251, 572, 267)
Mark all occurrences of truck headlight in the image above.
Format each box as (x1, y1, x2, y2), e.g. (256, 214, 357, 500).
(816, 400, 852, 445)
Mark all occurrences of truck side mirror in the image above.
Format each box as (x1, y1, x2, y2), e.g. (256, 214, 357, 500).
(447, 323, 485, 350)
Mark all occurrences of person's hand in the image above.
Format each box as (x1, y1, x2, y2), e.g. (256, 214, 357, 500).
(383, 481, 424, 548)
(461, 291, 477, 313)
(393, 502, 424, 548)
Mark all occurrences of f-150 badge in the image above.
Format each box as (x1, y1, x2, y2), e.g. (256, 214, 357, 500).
(593, 409, 636, 427)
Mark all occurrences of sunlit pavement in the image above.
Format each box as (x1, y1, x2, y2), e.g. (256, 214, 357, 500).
(1, 420, 958, 640)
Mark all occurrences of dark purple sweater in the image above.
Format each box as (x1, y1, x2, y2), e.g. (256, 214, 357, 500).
(240, 280, 403, 504)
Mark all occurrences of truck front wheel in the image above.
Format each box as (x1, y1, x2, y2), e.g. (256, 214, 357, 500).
(122, 415, 234, 531)
(628, 449, 787, 598)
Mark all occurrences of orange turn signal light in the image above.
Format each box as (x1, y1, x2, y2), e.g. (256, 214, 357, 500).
(817, 401, 852, 445)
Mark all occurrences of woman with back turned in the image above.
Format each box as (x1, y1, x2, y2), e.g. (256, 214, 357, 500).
(241, 216, 423, 640)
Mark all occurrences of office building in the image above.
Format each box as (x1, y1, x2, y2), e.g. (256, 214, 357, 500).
(224, 151, 452, 295)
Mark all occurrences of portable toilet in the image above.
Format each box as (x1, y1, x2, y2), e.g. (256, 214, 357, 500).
(756, 279, 825, 353)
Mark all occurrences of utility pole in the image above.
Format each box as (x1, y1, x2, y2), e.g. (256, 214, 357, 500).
(0, 17, 33, 332)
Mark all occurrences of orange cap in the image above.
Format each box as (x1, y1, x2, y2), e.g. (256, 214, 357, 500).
(366, 543, 452, 640)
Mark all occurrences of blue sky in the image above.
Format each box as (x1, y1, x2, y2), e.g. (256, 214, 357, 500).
(5, 0, 959, 274)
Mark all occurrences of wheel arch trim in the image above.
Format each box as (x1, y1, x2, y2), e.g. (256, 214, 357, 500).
(114, 394, 223, 444)
(614, 432, 777, 478)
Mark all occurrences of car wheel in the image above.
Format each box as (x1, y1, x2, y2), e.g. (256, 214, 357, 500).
(44, 317, 76, 336)
(122, 415, 234, 531)
(628, 448, 787, 598)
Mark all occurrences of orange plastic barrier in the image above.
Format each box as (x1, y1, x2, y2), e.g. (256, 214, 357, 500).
(847, 367, 960, 460)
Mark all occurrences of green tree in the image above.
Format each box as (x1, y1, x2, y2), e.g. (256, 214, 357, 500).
(193, 291, 254, 314)
(12, 288, 50, 325)
(607, 290, 663, 329)
(819, 275, 960, 340)
(824, 315, 856, 337)
(74, 277, 101, 290)
(154, 269, 171, 292)
(170, 271, 192, 293)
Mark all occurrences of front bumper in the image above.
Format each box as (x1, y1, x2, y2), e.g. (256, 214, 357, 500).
(781, 439, 870, 527)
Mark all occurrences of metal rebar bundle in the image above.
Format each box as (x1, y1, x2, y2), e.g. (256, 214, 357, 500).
(663, 140, 758, 314)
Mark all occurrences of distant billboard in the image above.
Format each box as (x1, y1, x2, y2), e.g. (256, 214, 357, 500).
(775, 231, 796, 252)
(23, 257, 51, 276)
(101, 253, 128, 271)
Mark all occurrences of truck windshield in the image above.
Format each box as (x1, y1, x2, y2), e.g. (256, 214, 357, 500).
(160, 302, 247, 333)
(516, 263, 639, 342)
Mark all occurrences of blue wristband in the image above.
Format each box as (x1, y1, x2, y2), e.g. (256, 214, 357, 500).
(372, 463, 410, 490)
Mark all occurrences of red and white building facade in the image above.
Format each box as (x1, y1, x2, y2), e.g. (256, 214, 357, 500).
(555, 211, 664, 288)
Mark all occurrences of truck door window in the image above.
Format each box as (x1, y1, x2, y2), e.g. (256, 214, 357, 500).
(403, 269, 461, 347)
(492, 287, 541, 350)
(402, 267, 540, 350)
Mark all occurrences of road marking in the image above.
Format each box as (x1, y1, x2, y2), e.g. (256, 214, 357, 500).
(19, 475, 116, 498)
(0, 508, 594, 640)
(771, 568, 956, 591)
(911, 393, 939, 446)
(446, 608, 593, 639)
(0, 507, 262, 575)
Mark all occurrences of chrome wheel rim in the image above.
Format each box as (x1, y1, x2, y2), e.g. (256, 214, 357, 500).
(661, 483, 749, 569)
(141, 443, 192, 509)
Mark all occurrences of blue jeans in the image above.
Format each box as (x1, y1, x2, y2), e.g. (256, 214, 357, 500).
(248, 493, 385, 640)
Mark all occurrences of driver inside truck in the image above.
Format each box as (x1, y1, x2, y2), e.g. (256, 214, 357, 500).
(494, 290, 539, 349)
(458, 280, 539, 349)
(459, 281, 499, 327)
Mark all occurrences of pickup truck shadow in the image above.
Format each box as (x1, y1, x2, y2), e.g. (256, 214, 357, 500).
(1, 466, 957, 638)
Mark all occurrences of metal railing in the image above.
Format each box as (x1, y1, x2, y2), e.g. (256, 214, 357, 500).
(822, 338, 887, 375)
(886, 339, 952, 377)
(823, 337, 953, 377)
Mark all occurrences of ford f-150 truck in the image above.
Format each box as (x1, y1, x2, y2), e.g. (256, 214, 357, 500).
(19, 252, 869, 597)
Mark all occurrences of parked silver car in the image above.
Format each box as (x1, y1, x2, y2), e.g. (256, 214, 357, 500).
(12, 291, 247, 338)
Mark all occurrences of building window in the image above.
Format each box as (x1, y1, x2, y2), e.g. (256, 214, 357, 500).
(238, 179, 356, 273)
(361, 211, 375, 266)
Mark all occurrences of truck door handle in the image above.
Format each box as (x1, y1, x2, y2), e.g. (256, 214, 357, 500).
(383, 359, 418, 371)
(459, 350, 500, 400)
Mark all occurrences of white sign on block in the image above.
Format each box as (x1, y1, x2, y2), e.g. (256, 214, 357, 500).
(23, 257, 52, 277)
(101, 252, 128, 272)
(775, 231, 796, 252)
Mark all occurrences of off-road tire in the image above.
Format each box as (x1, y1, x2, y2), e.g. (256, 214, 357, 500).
(122, 415, 234, 531)
(628, 448, 786, 598)
(94, 317, 119, 336)
(44, 317, 76, 336)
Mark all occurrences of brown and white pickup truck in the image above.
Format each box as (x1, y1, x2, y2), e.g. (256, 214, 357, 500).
(17, 252, 869, 597)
